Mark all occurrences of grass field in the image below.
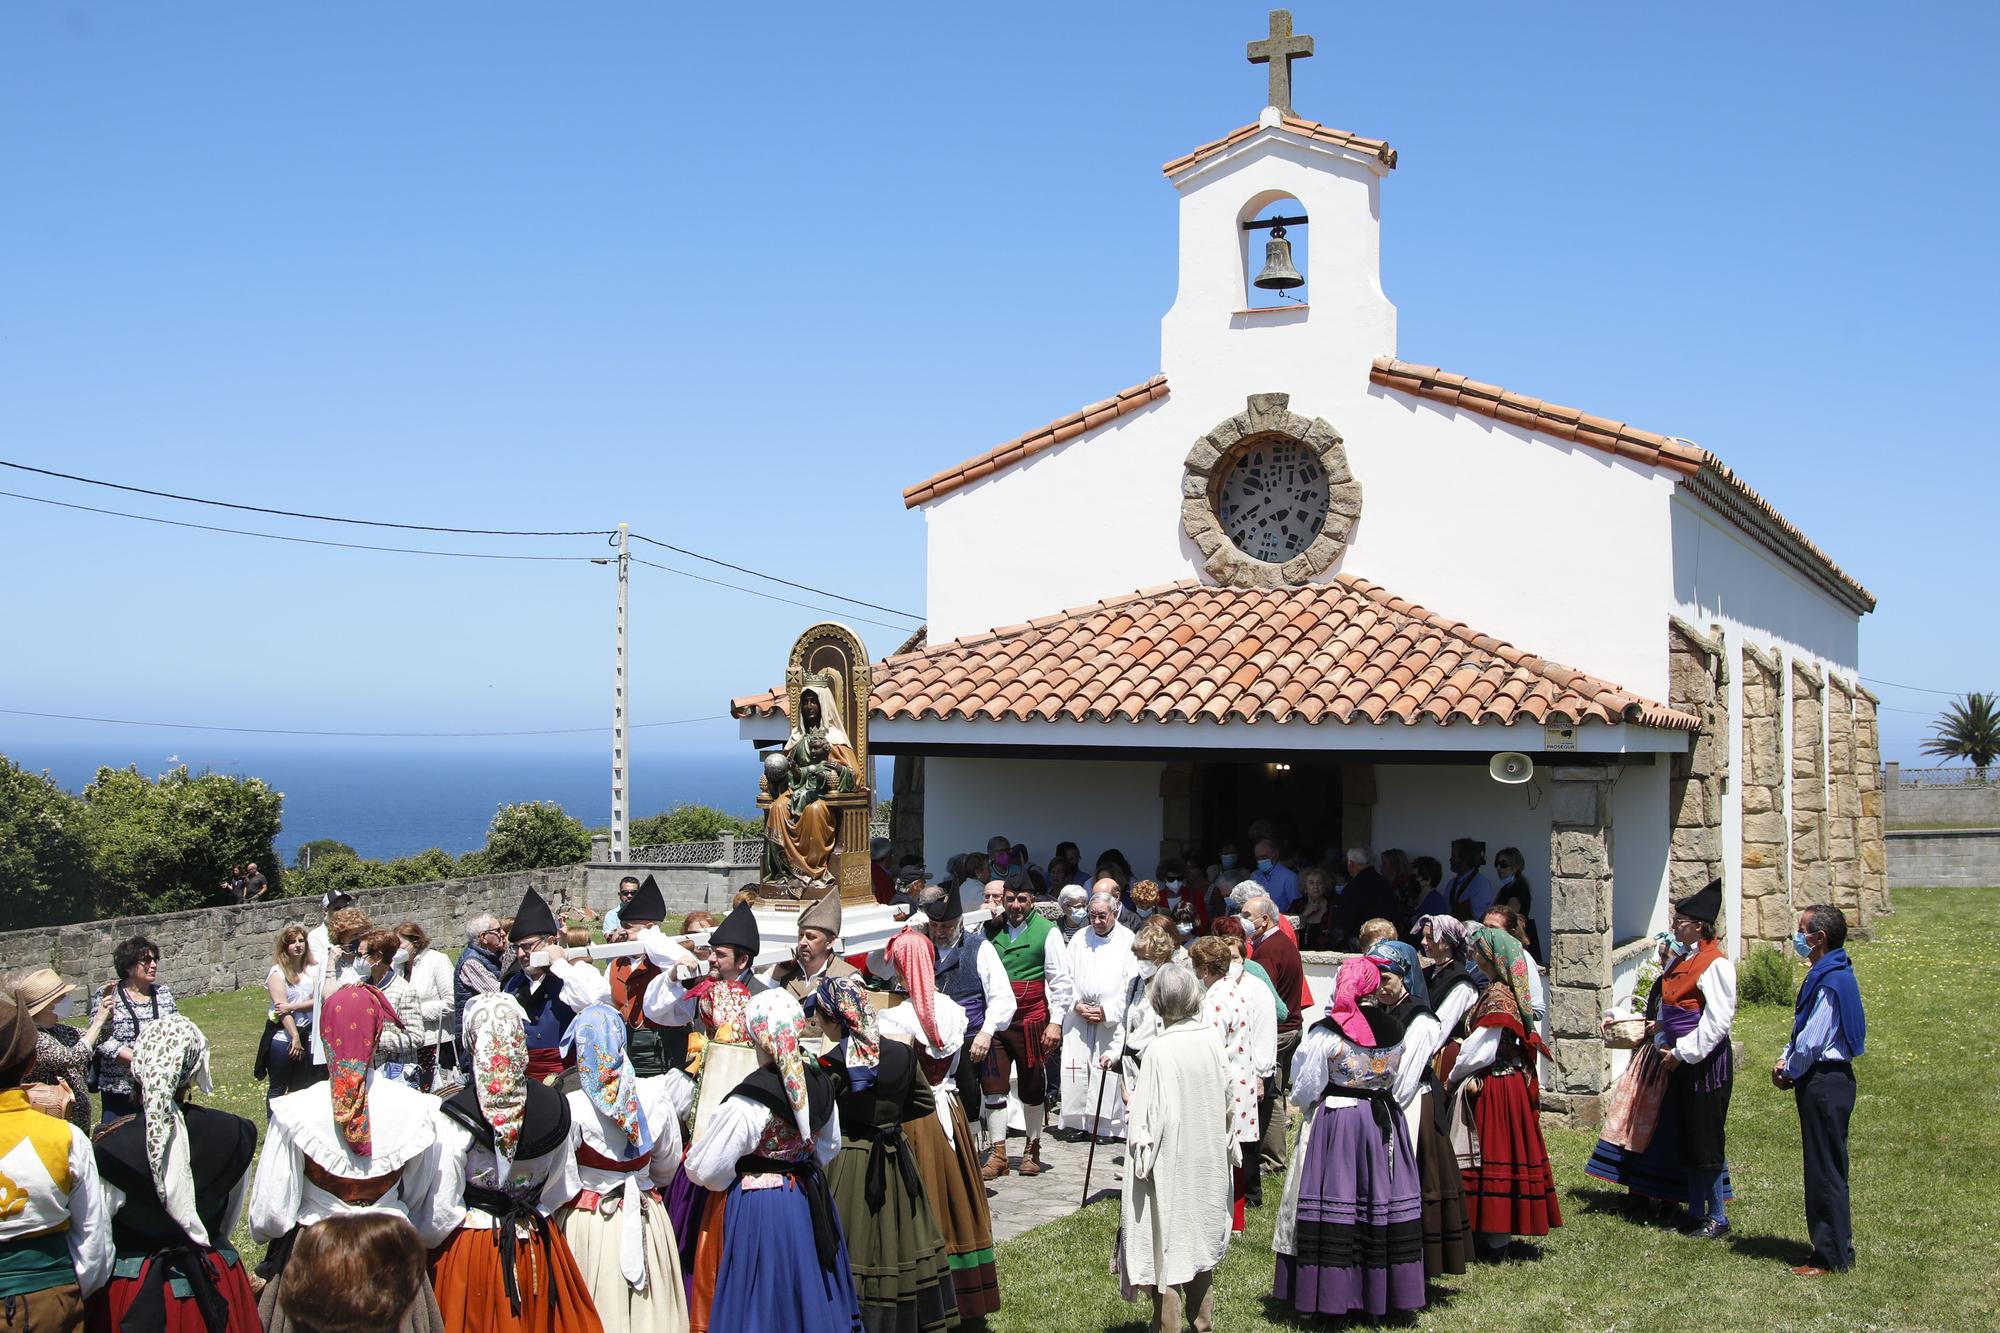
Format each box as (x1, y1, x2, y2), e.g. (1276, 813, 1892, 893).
(174, 889, 1996, 1330)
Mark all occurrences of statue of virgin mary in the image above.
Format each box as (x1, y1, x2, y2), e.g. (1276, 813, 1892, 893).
(762, 678, 861, 885)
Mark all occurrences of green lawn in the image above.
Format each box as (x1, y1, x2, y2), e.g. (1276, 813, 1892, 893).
(992, 887, 2000, 1333)
(177, 891, 1997, 1329)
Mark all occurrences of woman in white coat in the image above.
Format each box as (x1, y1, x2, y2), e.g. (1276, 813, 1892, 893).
(396, 920, 458, 1088)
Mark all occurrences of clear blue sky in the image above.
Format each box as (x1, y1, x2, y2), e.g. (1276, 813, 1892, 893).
(2, 2, 1993, 766)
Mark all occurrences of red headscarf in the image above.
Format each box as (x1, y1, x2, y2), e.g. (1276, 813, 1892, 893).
(1330, 956, 1380, 1045)
(884, 928, 942, 1051)
(323, 984, 405, 1156)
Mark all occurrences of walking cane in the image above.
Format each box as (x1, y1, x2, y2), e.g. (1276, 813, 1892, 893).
(1079, 1061, 1114, 1207)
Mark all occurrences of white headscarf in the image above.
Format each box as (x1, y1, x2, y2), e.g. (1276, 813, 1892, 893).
(131, 1016, 214, 1246)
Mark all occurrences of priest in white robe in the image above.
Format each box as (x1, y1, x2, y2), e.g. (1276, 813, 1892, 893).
(1058, 886, 1136, 1138)
(1119, 963, 1234, 1333)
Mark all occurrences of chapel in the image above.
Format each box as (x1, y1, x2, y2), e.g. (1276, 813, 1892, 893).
(733, 12, 1883, 1114)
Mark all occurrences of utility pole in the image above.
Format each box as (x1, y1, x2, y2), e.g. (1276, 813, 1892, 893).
(611, 522, 630, 863)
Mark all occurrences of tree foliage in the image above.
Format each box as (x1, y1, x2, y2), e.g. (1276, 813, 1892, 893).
(479, 800, 591, 870)
(293, 838, 357, 870)
(0, 758, 98, 927)
(82, 765, 285, 916)
(629, 803, 762, 846)
(1922, 692, 2000, 777)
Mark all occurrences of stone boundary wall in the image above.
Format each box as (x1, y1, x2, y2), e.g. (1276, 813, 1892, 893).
(1789, 661, 1829, 908)
(1739, 643, 1788, 944)
(1882, 781, 2000, 828)
(1667, 619, 1727, 903)
(1886, 828, 2000, 889)
(0, 865, 585, 1001)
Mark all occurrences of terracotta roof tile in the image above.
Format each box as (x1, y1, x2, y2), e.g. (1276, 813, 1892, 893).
(902, 376, 1169, 508)
(1369, 357, 1874, 613)
(731, 576, 1697, 732)
(1162, 113, 1399, 177)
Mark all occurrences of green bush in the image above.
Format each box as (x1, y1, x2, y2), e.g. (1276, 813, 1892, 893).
(285, 851, 394, 901)
(0, 758, 99, 926)
(1738, 942, 1796, 1006)
(386, 847, 461, 885)
(294, 838, 357, 871)
(479, 801, 590, 871)
(629, 803, 761, 845)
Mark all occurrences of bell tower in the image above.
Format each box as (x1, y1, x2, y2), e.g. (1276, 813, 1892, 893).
(1159, 11, 1398, 394)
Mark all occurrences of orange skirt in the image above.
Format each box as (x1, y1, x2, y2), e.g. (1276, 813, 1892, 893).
(430, 1223, 606, 1333)
(686, 1189, 728, 1333)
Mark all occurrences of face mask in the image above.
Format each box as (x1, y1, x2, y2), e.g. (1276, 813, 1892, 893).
(1069, 908, 1088, 924)
(52, 995, 77, 1020)
(1792, 932, 1814, 960)
(1176, 923, 1194, 937)
(1256, 857, 1274, 873)
(1137, 960, 1159, 980)
(1163, 878, 1184, 891)
(1136, 907, 1155, 919)
(1669, 939, 1691, 958)
(1219, 854, 1238, 869)
(1240, 913, 1258, 934)
(392, 947, 411, 968)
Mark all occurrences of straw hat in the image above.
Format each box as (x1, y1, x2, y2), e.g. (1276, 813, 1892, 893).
(13, 968, 77, 1017)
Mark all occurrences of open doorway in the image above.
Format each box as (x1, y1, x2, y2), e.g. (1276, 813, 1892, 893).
(1191, 759, 1345, 866)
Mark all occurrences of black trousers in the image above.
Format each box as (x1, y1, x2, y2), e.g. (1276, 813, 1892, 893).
(1796, 1063, 1856, 1271)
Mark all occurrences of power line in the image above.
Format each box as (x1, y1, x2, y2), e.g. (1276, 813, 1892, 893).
(630, 532, 920, 619)
(0, 489, 603, 562)
(1862, 675, 1977, 698)
(632, 556, 918, 631)
(0, 706, 728, 739)
(0, 457, 609, 537)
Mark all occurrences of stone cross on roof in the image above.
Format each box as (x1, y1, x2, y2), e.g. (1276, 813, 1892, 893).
(1246, 9, 1314, 113)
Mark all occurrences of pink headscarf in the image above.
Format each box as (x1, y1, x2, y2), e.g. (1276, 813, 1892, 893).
(323, 985, 404, 1156)
(884, 928, 942, 1051)
(1330, 956, 1380, 1045)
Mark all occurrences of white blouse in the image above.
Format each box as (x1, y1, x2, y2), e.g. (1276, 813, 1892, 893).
(248, 1076, 440, 1241)
(418, 1113, 583, 1247)
(1668, 956, 1738, 1064)
(567, 1074, 691, 1196)
(634, 930, 769, 1028)
(681, 1095, 842, 1192)
(876, 992, 969, 1063)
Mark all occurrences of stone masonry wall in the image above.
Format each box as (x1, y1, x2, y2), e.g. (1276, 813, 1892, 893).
(1789, 660, 1829, 909)
(1667, 619, 1728, 906)
(1825, 677, 1864, 925)
(1545, 763, 1617, 1121)
(0, 865, 585, 1002)
(1739, 643, 1789, 944)
(1855, 692, 1890, 918)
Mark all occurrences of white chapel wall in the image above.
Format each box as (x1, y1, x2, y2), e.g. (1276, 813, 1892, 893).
(1371, 763, 1554, 943)
(1610, 758, 1671, 944)
(920, 755, 1165, 878)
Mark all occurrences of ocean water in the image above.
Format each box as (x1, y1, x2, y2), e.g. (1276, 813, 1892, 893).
(4, 740, 792, 861)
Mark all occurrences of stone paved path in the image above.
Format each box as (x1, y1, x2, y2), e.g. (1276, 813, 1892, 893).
(981, 1132, 1126, 1243)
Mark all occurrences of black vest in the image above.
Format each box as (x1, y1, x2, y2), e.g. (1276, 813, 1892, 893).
(441, 1079, 574, 1163)
(94, 1106, 257, 1253)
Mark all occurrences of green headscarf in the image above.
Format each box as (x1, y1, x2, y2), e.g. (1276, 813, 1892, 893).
(1471, 925, 1533, 1025)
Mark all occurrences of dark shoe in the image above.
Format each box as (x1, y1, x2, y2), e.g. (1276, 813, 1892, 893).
(1689, 1219, 1731, 1240)
(1245, 1188, 1265, 1208)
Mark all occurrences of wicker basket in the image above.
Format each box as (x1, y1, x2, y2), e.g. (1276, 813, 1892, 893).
(1603, 1015, 1649, 1049)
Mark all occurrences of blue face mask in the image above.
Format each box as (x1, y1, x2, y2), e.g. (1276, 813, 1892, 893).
(1069, 908, 1087, 924)
(1256, 857, 1274, 873)
(1219, 854, 1238, 869)
(1176, 922, 1194, 937)
(1792, 931, 1814, 960)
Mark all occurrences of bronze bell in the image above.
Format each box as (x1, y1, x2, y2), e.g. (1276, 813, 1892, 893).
(1253, 225, 1304, 290)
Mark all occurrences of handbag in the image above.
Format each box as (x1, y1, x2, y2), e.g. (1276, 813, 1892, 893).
(26, 1082, 75, 1122)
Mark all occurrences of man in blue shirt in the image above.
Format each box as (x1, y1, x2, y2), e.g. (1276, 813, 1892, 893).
(1248, 837, 1299, 913)
(1772, 904, 1867, 1276)
(602, 873, 641, 939)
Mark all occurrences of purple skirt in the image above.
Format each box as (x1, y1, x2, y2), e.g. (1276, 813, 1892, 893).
(1275, 1100, 1427, 1317)
(664, 1168, 708, 1301)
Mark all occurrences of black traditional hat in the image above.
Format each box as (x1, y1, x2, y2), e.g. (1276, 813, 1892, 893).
(622, 874, 667, 925)
(897, 860, 929, 885)
(508, 888, 561, 942)
(708, 900, 761, 958)
(1675, 878, 1723, 928)
(920, 886, 964, 923)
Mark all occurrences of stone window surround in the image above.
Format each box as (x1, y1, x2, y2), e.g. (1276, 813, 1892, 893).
(1180, 392, 1362, 589)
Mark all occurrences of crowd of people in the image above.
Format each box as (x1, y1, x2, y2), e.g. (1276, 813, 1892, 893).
(0, 832, 1869, 1332)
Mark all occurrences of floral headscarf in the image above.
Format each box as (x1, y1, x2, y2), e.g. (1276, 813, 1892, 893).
(811, 974, 880, 1092)
(462, 992, 530, 1182)
(1365, 940, 1431, 1010)
(1471, 925, 1533, 1025)
(884, 928, 942, 1051)
(132, 1015, 212, 1245)
(563, 1003, 652, 1157)
(323, 984, 405, 1156)
(1417, 914, 1469, 958)
(1329, 957, 1380, 1045)
(744, 990, 812, 1143)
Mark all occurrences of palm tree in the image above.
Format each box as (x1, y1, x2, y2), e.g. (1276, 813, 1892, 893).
(1921, 692, 2000, 781)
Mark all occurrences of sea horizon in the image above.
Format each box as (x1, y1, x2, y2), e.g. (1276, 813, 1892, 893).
(2, 738, 820, 862)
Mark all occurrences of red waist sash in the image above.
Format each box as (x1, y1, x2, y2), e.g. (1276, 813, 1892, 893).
(1010, 979, 1048, 1068)
(575, 1143, 649, 1173)
(525, 1047, 570, 1081)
